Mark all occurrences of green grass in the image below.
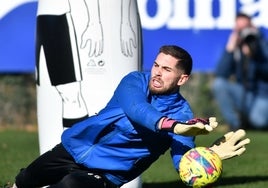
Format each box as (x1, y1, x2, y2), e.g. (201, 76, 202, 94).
(0, 130, 39, 187)
(1, 130, 268, 188)
(143, 130, 268, 188)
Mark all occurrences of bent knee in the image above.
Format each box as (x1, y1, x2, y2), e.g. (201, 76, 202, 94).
(15, 169, 36, 188)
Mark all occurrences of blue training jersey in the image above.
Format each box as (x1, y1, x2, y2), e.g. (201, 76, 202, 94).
(62, 71, 195, 186)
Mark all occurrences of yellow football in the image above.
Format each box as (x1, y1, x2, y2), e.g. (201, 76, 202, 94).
(179, 147, 222, 187)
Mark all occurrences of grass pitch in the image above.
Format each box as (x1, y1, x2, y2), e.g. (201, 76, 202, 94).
(0, 129, 267, 188)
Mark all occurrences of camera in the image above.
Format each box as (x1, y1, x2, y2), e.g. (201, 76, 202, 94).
(239, 27, 261, 58)
(239, 27, 259, 43)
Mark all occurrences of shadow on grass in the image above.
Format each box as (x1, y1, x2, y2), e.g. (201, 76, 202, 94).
(143, 180, 187, 188)
(216, 175, 268, 186)
(143, 175, 268, 188)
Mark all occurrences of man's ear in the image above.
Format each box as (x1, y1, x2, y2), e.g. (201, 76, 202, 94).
(177, 74, 189, 86)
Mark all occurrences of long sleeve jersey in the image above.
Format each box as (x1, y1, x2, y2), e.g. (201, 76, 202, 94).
(61, 71, 195, 186)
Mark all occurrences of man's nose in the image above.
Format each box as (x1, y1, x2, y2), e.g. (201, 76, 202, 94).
(155, 67, 162, 76)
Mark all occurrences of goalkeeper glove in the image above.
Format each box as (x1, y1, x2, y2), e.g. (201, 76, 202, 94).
(160, 117, 218, 136)
(210, 129, 250, 160)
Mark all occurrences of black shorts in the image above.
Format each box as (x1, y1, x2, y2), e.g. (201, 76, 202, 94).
(36, 14, 82, 86)
(15, 144, 118, 188)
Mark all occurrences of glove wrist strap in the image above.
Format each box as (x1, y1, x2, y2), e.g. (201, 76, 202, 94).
(161, 117, 178, 131)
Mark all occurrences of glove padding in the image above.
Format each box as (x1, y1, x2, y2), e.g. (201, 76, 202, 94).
(161, 117, 218, 136)
(210, 129, 250, 160)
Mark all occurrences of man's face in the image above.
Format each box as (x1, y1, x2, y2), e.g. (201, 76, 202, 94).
(235, 17, 251, 32)
(149, 52, 187, 95)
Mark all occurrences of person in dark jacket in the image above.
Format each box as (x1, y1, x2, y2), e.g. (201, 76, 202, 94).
(13, 45, 250, 188)
(212, 12, 268, 130)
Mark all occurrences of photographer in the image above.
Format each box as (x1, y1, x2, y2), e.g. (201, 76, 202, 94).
(212, 12, 268, 130)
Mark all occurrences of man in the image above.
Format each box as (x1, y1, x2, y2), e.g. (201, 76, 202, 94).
(13, 45, 250, 188)
(212, 12, 268, 130)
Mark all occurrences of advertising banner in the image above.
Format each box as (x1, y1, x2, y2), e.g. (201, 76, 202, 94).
(1, 0, 268, 72)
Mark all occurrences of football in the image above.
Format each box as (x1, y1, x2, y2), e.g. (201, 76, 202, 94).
(179, 147, 222, 187)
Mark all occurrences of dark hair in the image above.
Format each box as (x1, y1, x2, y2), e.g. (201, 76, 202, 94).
(159, 45, 192, 75)
(236, 12, 251, 20)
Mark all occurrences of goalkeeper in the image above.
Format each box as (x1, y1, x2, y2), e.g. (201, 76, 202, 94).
(13, 45, 250, 188)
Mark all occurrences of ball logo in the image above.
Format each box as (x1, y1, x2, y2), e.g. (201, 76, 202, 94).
(187, 149, 218, 175)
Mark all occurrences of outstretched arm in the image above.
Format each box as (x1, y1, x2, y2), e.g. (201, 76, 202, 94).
(158, 117, 218, 136)
(114, 72, 218, 136)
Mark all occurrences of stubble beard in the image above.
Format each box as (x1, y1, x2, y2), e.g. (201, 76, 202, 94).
(149, 78, 178, 95)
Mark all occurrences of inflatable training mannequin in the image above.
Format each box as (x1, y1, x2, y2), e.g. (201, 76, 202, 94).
(36, 0, 142, 187)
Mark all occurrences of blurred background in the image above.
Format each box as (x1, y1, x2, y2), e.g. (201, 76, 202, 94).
(1, 0, 268, 129)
